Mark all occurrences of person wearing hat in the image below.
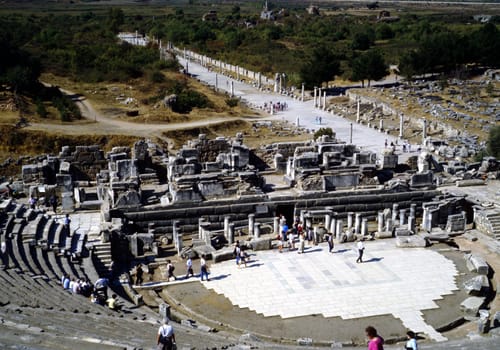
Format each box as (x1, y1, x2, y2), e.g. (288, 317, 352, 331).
(157, 318, 176, 350)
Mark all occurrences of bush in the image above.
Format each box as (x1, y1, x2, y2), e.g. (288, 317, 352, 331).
(148, 70, 165, 83)
(172, 90, 211, 114)
(225, 97, 239, 108)
(314, 127, 335, 140)
(487, 125, 500, 159)
(35, 99, 47, 118)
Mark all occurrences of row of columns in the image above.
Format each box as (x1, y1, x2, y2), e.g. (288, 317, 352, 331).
(187, 202, 421, 258)
(313, 87, 327, 110)
(177, 47, 267, 89)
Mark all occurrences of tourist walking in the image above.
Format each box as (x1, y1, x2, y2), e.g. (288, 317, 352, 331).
(326, 233, 334, 253)
(356, 240, 365, 263)
(185, 257, 194, 278)
(49, 195, 57, 213)
(157, 318, 176, 350)
(135, 264, 143, 285)
(365, 326, 384, 350)
(298, 232, 305, 254)
(234, 242, 241, 267)
(63, 214, 71, 237)
(200, 255, 209, 281)
(166, 260, 176, 281)
(405, 331, 418, 350)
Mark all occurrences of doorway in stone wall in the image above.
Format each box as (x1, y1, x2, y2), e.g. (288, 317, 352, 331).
(275, 204, 295, 226)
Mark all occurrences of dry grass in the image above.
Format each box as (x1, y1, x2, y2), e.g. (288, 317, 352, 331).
(41, 71, 259, 124)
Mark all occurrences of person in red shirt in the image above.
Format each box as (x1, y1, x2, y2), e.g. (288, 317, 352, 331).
(365, 326, 384, 350)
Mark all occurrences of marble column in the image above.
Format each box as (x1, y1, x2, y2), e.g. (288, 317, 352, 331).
(224, 215, 230, 238)
(399, 114, 404, 139)
(385, 218, 393, 232)
(274, 216, 280, 235)
(408, 216, 416, 233)
(377, 211, 384, 233)
(228, 223, 235, 245)
(301, 83, 305, 102)
(392, 204, 399, 223)
(336, 220, 343, 241)
(347, 212, 354, 230)
(356, 98, 360, 123)
(361, 218, 368, 236)
(248, 214, 255, 236)
(330, 217, 337, 237)
(354, 213, 362, 234)
(399, 209, 407, 226)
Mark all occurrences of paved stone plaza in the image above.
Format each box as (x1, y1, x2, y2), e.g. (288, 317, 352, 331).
(205, 240, 457, 342)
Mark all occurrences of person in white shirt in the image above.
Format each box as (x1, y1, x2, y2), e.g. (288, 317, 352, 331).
(185, 258, 194, 278)
(200, 255, 209, 281)
(356, 240, 365, 263)
(405, 331, 418, 350)
(157, 318, 176, 350)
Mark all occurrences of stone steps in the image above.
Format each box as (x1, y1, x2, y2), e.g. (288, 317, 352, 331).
(92, 242, 112, 278)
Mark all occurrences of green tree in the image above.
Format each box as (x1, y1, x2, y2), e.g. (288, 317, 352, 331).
(107, 8, 124, 33)
(350, 50, 388, 87)
(300, 47, 341, 89)
(487, 125, 500, 159)
(314, 127, 335, 140)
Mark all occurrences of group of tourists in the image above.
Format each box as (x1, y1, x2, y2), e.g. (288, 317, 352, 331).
(262, 101, 288, 114)
(277, 214, 335, 255)
(158, 256, 210, 282)
(60, 274, 119, 311)
(365, 326, 418, 350)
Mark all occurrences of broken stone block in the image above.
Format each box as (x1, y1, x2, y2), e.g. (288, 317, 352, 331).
(396, 235, 427, 248)
(445, 213, 466, 233)
(395, 228, 412, 236)
(212, 248, 235, 263)
(250, 237, 272, 251)
(493, 311, 500, 328)
(297, 338, 313, 346)
(465, 254, 489, 275)
(463, 275, 489, 295)
(239, 333, 261, 343)
(460, 296, 485, 319)
(375, 231, 393, 239)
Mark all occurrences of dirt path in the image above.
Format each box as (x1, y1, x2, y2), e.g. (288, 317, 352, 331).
(29, 85, 257, 149)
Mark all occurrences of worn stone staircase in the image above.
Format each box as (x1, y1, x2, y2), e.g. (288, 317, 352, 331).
(474, 208, 500, 241)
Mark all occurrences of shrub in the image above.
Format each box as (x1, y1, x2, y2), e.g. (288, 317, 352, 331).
(225, 97, 239, 108)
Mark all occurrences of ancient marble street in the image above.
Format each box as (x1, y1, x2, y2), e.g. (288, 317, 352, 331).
(205, 240, 455, 342)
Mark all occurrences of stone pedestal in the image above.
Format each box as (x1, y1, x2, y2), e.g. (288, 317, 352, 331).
(248, 214, 255, 236)
(254, 223, 261, 238)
